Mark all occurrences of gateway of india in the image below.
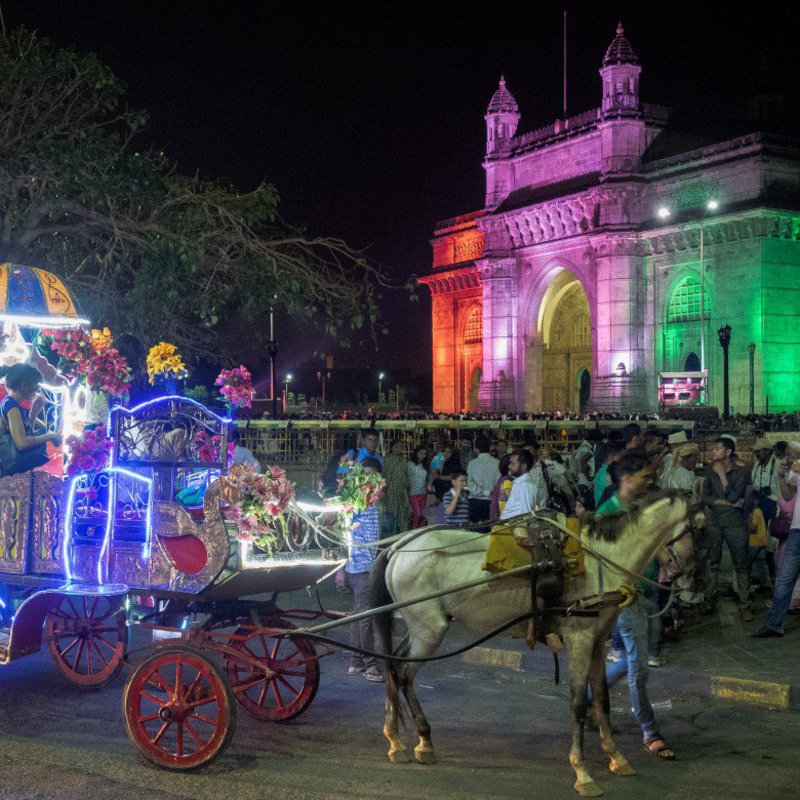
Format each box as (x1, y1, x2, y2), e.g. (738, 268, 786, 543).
(421, 24, 800, 415)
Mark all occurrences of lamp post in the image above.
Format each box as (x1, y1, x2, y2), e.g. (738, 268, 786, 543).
(717, 324, 731, 419)
(283, 373, 292, 413)
(378, 372, 385, 404)
(748, 343, 756, 415)
(267, 298, 278, 419)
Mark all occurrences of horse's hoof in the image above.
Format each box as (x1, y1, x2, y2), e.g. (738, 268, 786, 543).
(609, 758, 636, 777)
(414, 746, 437, 765)
(387, 748, 411, 764)
(574, 780, 603, 797)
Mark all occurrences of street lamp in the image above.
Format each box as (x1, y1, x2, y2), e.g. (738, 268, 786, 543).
(378, 372, 385, 404)
(283, 373, 292, 413)
(267, 295, 278, 419)
(717, 324, 731, 419)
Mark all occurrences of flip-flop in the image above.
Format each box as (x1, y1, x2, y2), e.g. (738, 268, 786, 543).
(363, 667, 385, 682)
(644, 737, 676, 760)
(347, 665, 366, 676)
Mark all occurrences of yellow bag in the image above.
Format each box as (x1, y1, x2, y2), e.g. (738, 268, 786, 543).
(482, 522, 531, 574)
(749, 508, 768, 548)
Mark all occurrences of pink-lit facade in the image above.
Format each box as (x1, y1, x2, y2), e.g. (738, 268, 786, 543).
(421, 25, 800, 414)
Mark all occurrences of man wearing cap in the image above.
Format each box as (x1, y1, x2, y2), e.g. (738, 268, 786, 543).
(753, 443, 800, 638)
(660, 430, 687, 478)
(702, 436, 753, 621)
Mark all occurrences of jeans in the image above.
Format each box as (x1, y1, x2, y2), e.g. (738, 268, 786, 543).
(639, 593, 663, 658)
(706, 521, 751, 608)
(347, 571, 377, 669)
(765, 529, 800, 632)
(605, 603, 659, 740)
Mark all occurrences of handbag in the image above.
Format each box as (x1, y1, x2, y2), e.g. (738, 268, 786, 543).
(769, 512, 792, 541)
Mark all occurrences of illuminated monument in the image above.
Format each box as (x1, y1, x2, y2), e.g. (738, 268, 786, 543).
(421, 24, 800, 414)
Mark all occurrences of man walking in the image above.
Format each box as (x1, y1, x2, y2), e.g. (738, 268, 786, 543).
(467, 436, 500, 523)
(702, 436, 753, 621)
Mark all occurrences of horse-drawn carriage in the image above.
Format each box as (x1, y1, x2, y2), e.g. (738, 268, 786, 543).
(0, 394, 346, 769)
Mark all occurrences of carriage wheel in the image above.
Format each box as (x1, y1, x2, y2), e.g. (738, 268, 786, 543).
(45, 595, 127, 689)
(123, 646, 236, 770)
(223, 627, 320, 722)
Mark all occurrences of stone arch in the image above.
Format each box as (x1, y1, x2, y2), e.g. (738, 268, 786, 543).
(460, 304, 483, 411)
(521, 261, 595, 412)
(662, 271, 712, 372)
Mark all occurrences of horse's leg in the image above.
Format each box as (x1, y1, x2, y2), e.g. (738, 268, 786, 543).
(564, 632, 603, 797)
(383, 638, 411, 763)
(400, 620, 448, 765)
(589, 636, 635, 778)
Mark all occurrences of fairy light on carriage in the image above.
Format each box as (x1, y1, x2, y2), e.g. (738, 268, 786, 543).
(0, 265, 353, 769)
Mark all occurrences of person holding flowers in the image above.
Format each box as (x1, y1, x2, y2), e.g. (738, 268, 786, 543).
(341, 457, 385, 682)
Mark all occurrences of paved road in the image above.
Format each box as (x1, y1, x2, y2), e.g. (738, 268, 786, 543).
(0, 630, 794, 800)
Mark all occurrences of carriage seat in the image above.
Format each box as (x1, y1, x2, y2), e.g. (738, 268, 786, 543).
(156, 532, 208, 575)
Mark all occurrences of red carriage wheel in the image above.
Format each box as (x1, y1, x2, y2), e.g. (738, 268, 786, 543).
(45, 595, 127, 689)
(223, 627, 320, 722)
(123, 646, 236, 770)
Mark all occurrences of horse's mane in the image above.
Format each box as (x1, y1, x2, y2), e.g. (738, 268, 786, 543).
(583, 489, 682, 542)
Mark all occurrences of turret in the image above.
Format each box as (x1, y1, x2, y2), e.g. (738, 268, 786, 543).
(599, 23, 641, 117)
(485, 76, 520, 154)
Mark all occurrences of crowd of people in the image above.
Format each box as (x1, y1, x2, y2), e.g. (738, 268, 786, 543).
(331, 425, 800, 742)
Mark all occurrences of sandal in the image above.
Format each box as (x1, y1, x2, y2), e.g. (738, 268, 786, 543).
(363, 666, 385, 682)
(347, 665, 366, 676)
(644, 736, 676, 760)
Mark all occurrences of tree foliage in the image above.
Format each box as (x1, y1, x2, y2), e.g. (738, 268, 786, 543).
(0, 28, 386, 359)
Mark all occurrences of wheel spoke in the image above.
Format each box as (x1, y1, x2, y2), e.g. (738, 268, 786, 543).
(181, 670, 203, 703)
(174, 660, 183, 698)
(140, 689, 166, 705)
(189, 710, 219, 726)
(88, 596, 99, 619)
(137, 713, 161, 723)
(85, 638, 93, 675)
(151, 721, 170, 746)
(82, 596, 89, 617)
(270, 679, 285, 709)
(276, 674, 302, 698)
(66, 598, 81, 620)
(89, 637, 110, 667)
(94, 633, 119, 654)
(74, 639, 86, 673)
(269, 639, 280, 662)
(58, 636, 81, 660)
(186, 692, 218, 710)
(257, 681, 268, 707)
(176, 720, 184, 758)
(232, 676, 265, 694)
(150, 669, 170, 693)
(183, 718, 206, 750)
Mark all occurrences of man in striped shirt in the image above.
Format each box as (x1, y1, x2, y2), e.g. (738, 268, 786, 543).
(442, 469, 470, 526)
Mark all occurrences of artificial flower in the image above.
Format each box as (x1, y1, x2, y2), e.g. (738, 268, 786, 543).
(146, 341, 189, 385)
(215, 365, 254, 409)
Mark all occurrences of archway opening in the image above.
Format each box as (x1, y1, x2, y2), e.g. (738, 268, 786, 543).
(469, 366, 482, 411)
(538, 272, 592, 412)
(578, 369, 591, 412)
(684, 352, 700, 372)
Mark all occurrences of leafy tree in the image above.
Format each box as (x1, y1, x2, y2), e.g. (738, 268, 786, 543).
(0, 29, 386, 359)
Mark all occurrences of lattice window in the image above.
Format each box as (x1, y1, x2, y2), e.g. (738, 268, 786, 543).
(667, 275, 711, 323)
(463, 307, 482, 344)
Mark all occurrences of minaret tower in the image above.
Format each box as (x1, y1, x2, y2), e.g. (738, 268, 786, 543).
(483, 76, 520, 208)
(599, 22, 641, 116)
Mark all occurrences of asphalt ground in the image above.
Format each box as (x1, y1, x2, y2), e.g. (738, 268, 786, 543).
(0, 585, 796, 800)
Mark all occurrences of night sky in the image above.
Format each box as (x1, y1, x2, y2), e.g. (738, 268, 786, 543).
(3, 1, 797, 396)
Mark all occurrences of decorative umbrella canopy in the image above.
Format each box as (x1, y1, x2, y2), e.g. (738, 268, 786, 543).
(0, 263, 89, 328)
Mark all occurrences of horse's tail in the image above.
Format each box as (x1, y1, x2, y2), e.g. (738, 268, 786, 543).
(370, 549, 404, 722)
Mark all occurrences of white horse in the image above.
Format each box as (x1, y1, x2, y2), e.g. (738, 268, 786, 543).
(370, 492, 694, 797)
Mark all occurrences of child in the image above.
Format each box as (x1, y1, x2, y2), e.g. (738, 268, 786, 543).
(345, 457, 385, 682)
(442, 469, 470, 526)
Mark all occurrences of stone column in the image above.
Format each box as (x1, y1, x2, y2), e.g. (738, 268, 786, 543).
(591, 235, 650, 412)
(476, 256, 519, 412)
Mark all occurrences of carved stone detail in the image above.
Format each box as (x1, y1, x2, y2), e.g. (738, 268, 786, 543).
(0, 473, 33, 574)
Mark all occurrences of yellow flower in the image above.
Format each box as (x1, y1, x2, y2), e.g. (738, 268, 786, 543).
(90, 327, 113, 353)
(146, 341, 189, 384)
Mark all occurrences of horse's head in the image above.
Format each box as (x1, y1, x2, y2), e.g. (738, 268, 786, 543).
(583, 491, 695, 582)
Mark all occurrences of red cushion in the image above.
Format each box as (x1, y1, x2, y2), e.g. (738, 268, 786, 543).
(157, 533, 208, 575)
(187, 506, 206, 523)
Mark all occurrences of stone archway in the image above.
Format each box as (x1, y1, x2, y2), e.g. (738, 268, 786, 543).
(538, 272, 592, 412)
(578, 368, 591, 412)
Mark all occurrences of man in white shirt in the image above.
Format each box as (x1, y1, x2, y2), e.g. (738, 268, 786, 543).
(467, 436, 500, 523)
(501, 449, 548, 519)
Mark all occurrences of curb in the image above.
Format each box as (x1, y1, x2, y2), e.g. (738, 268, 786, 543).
(462, 646, 797, 712)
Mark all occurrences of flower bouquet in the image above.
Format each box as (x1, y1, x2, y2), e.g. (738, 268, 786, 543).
(193, 429, 235, 464)
(65, 429, 113, 478)
(146, 341, 188, 394)
(40, 328, 94, 378)
(84, 347, 132, 397)
(335, 461, 385, 535)
(223, 465, 296, 554)
(215, 365, 254, 416)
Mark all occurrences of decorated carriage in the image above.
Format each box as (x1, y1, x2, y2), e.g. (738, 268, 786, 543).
(0, 264, 347, 770)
